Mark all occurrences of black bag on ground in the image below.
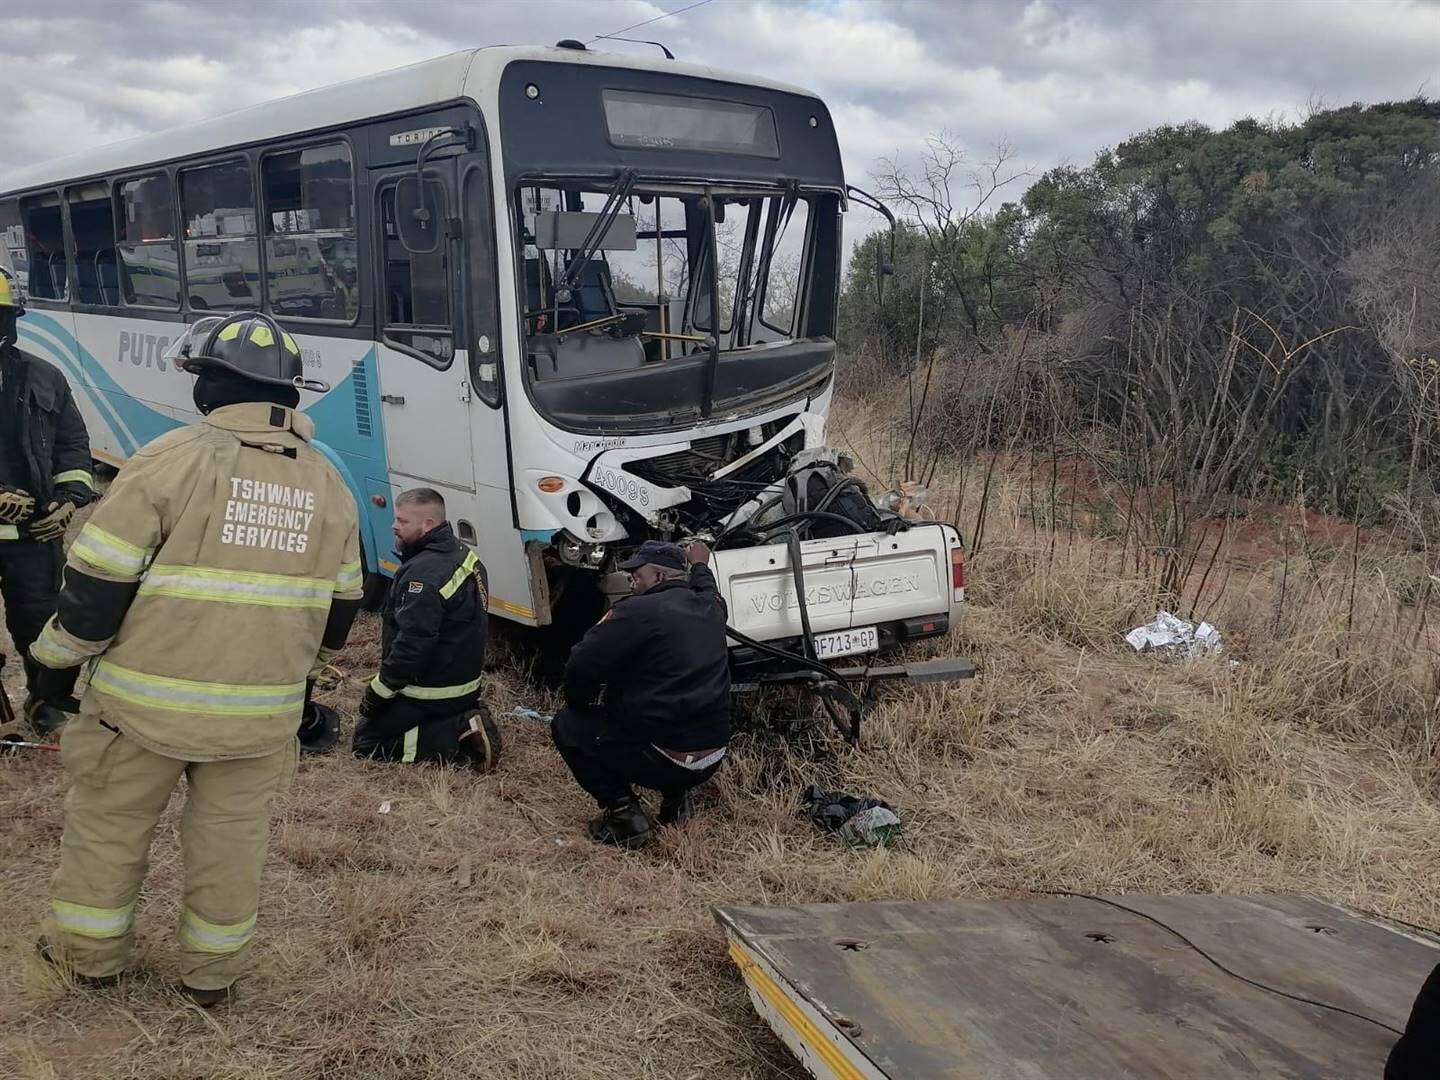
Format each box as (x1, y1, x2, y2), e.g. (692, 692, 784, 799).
(781, 463, 889, 538)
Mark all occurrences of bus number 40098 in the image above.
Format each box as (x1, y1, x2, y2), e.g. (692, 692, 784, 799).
(588, 464, 650, 508)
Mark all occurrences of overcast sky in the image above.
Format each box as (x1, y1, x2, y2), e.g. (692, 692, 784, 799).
(5, 0, 1439, 244)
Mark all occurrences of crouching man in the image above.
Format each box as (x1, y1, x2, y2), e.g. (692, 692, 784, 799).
(353, 488, 498, 769)
(552, 539, 731, 849)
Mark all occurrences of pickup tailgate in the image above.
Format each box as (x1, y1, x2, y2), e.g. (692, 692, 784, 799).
(712, 524, 961, 642)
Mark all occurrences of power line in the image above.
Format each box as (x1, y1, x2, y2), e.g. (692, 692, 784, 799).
(588, 0, 714, 44)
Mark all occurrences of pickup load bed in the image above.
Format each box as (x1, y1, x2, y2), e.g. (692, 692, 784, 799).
(711, 522, 964, 655)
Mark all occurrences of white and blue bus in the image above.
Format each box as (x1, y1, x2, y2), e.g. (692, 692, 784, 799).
(0, 42, 964, 685)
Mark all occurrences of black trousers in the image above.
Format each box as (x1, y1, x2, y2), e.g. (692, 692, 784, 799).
(0, 539, 61, 693)
(551, 705, 721, 809)
(352, 698, 472, 764)
(1388, 962, 1440, 1079)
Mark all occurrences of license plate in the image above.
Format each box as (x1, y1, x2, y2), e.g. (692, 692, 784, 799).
(813, 625, 879, 660)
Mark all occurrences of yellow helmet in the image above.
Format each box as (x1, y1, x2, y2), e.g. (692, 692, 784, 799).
(0, 266, 24, 314)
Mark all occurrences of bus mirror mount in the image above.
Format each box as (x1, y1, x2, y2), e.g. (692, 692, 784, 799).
(397, 124, 474, 254)
(845, 185, 897, 304)
(395, 176, 442, 254)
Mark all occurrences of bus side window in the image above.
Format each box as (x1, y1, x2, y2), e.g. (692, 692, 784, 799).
(116, 174, 180, 310)
(179, 160, 259, 312)
(0, 200, 27, 293)
(379, 183, 452, 368)
(463, 166, 500, 406)
(19, 192, 67, 302)
(67, 182, 120, 307)
(262, 142, 357, 322)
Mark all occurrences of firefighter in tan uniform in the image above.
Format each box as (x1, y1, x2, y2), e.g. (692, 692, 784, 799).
(27, 311, 363, 1006)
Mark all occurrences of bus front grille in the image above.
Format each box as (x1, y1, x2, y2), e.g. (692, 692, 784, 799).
(625, 435, 732, 487)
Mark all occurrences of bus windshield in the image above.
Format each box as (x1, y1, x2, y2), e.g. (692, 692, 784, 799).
(516, 179, 836, 432)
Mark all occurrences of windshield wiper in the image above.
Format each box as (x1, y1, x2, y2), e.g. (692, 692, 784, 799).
(735, 181, 798, 348)
(553, 168, 637, 305)
(701, 188, 721, 418)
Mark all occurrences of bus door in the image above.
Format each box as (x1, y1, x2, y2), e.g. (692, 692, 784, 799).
(371, 161, 476, 492)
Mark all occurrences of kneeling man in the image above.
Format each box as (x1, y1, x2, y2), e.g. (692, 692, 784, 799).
(552, 539, 731, 848)
(354, 488, 496, 768)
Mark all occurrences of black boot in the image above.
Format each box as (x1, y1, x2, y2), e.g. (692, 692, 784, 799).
(24, 696, 70, 737)
(658, 788, 694, 827)
(36, 937, 123, 988)
(297, 701, 339, 756)
(180, 982, 237, 1008)
(22, 656, 77, 736)
(586, 797, 656, 849)
(1388, 962, 1440, 1078)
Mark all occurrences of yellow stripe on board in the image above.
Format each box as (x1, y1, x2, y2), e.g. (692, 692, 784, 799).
(488, 596, 535, 620)
(728, 941, 869, 1080)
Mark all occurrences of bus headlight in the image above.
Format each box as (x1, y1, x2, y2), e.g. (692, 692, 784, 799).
(557, 533, 608, 568)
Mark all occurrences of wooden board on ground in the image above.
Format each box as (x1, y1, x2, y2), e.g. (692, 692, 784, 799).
(715, 893, 1438, 1079)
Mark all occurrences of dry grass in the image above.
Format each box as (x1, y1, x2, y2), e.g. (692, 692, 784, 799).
(4, 416, 1440, 1078)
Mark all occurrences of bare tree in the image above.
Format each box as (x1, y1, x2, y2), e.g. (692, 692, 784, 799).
(873, 133, 1031, 341)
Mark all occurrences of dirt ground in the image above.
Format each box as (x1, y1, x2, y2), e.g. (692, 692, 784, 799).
(4, 459, 1440, 1078)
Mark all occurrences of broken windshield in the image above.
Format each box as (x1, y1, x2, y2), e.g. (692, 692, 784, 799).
(515, 178, 837, 432)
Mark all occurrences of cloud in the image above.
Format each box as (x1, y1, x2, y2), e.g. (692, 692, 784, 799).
(1, 0, 1436, 254)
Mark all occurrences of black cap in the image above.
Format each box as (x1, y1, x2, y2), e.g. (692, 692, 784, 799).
(619, 540, 686, 572)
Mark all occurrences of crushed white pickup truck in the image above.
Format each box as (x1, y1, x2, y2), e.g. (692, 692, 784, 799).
(552, 436, 974, 739)
(528, 403, 975, 739)
(701, 451, 973, 736)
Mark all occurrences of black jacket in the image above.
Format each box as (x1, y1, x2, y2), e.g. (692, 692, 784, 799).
(0, 345, 94, 517)
(564, 564, 731, 751)
(378, 522, 488, 715)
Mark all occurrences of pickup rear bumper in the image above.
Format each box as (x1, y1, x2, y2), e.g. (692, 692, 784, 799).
(731, 655, 977, 694)
(731, 652, 977, 743)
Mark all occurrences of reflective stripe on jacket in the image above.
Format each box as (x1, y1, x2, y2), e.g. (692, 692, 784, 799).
(33, 402, 362, 760)
(563, 564, 731, 752)
(373, 522, 488, 716)
(0, 346, 95, 525)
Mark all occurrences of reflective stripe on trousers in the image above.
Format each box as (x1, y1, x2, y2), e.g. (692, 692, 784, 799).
(51, 898, 136, 939)
(179, 907, 257, 954)
(401, 727, 420, 763)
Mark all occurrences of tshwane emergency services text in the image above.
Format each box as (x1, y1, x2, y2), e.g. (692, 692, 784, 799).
(220, 478, 316, 552)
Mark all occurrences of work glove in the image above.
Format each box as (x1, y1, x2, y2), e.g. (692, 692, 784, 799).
(0, 484, 35, 525)
(29, 499, 75, 542)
